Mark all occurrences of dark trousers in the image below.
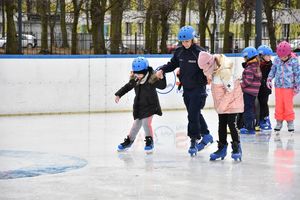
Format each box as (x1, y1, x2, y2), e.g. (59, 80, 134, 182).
(257, 92, 270, 120)
(243, 93, 256, 130)
(218, 113, 239, 145)
(183, 87, 209, 139)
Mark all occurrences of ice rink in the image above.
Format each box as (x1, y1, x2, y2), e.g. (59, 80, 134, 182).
(0, 108, 299, 200)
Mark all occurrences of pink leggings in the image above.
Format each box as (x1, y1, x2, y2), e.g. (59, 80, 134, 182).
(275, 88, 295, 121)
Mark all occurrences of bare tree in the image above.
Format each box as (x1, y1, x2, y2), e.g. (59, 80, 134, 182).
(71, 0, 84, 54)
(223, 0, 234, 53)
(4, 0, 18, 54)
(49, 0, 59, 54)
(110, 0, 127, 54)
(263, 0, 283, 50)
(198, 0, 212, 48)
(159, 0, 177, 53)
(1, 0, 5, 37)
(60, 0, 69, 48)
(241, 0, 254, 47)
(90, 0, 107, 54)
(179, 0, 189, 27)
(37, 0, 49, 54)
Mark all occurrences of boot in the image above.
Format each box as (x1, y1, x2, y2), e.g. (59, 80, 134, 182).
(188, 139, 198, 157)
(274, 120, 283, 132)
(210, 141, 227, 161)
(196, 133, 213, 151)
(231, 141, 242, 161)
(117, 136, 134, 152)
(144, 136, 154, 153)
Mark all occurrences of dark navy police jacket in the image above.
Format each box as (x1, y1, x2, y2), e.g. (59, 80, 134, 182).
(161, 44, 207, 89)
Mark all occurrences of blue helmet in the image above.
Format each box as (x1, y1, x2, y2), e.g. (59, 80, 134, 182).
(177, 26, 196, 41)
(132, 57, 149, 72)
(257, 45, 273, 55)
(242, 46, 258, 59)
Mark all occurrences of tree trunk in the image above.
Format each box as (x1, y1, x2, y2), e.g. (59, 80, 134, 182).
(180, 0, 189, 28)
(160, 14, 169, 53)
(49, 0, 59, 54)
(1, 0, 5, 37)
(110, 0, 124, 54)
(60, 0, 69, 48)
(5, 0, 18, 54)
(198, 0, 211, 48)
(150, 1, 159, 54)
(71, 0, 83, 54)
(264, 0, 277, 50)
(243, 10, 253, 48)
(223, 0, 234, 53)
(37, 0, 49, 54)
(145, 3, 152, 53)
(91, 0, 106, 54)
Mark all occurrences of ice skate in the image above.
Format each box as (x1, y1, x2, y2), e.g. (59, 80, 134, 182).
(144, 136, 154, 154)
(210, 141, 227, 161)
(196, 133, 213, 151)
(260, 117, 272, 133)
(231, 141, 242, 161)
(117, 136, 134, 152)
(287, 121, 295, 136)
(240, 128, 255, 134)
(188, 139, 198, 157)
(273, 120, 282, 142)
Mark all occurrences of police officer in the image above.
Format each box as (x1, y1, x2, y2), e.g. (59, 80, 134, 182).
(156, 26, 213, 156)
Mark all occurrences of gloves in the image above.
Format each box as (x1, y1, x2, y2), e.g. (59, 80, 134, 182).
(266, 78, 272, 90)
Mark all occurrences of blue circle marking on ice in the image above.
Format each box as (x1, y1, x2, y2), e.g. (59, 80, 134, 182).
(0, 150, 87, 179)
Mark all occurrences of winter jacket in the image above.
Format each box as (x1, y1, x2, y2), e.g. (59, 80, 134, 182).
(259, 60, 272, 95)
(210, 54, 244, 114)
(268, 53, 300, 92)
(240, 58, 262, 97)
(160, 43, 207, 89)
(115, 67, 167, 120)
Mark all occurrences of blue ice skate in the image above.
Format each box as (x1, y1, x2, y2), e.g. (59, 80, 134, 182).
(196, 133, 213, 151)
(231, 141, 242, 161)
(117, 136, 133, 152)
(260, 117, 272, 132)
(188, 139, 198, 157)
(240, 128, 255, 134)
(210, 142, 227, 161)
(144, 136, 154, 154)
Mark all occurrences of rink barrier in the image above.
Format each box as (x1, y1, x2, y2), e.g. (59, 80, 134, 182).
(1, 54, 300, 116)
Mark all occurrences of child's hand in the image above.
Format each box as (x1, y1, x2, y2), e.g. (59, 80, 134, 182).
(155, 70, 164, 79)
(266, 78, 272, 89)
(115, 96, 120, 103)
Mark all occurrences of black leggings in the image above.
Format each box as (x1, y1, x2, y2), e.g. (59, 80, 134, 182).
(218, 113, 239, 145)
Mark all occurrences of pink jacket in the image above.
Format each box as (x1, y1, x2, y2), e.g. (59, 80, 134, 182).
(210, 55, 244, 114)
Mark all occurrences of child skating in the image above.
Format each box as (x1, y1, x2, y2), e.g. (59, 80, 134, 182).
(240, 47, 262, 134)
(198, 52, 243, 161)
(256, 45, 273, 132)
(267, 41, 300, 139)
(115, 57, 166, 153)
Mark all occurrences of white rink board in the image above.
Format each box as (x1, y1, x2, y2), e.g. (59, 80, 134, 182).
(0, 55, 299, 115)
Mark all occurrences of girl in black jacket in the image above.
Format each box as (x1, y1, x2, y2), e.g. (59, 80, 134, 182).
(115, 57, 166, 153)
(257, 45, 273, 132)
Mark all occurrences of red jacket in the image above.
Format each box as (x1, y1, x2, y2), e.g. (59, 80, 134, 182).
(241, 59, 262, 96)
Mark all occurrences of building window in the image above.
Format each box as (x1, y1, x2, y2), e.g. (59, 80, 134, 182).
(262, 23, 268, 38)
(126, 22, 132, 35)
(138, 23, 144, 35)
(137, 0, 144, 10)
(282, 24, 290, 39)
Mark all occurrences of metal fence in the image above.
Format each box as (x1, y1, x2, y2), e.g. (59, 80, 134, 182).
(0, 32, 299, 55)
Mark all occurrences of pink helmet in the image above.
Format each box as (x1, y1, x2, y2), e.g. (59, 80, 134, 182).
(276, 41, 292, 57)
